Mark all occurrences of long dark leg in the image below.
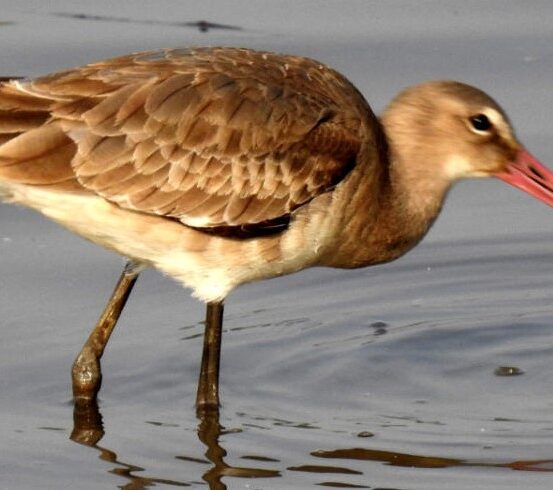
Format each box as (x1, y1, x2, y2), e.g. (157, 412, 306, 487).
(72, 261, 140, 403)
(196, 301, 224, 411)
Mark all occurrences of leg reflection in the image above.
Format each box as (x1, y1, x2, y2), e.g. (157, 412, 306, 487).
(71, 398, 105, 446)
(197, 407, 227, 490)
(197, 406, 280, 489)
(71, 400, 191, 488)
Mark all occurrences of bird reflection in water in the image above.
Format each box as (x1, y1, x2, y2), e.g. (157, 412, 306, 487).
(312, 447, 553, 473)
(70, 401, 279, 489)
(69, 399, 553, 488)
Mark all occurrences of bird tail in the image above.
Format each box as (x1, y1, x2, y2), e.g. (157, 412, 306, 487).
(0, 78, 81, 199)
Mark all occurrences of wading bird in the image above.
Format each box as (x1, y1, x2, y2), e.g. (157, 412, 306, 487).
(0, 47, 551, 410)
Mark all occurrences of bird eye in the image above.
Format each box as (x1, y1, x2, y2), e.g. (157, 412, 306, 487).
(469, 114, 492, 132)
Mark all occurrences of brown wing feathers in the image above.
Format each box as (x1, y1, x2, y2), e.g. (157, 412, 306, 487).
(0, 48, 363, 232)
(0, 80, 80, 189)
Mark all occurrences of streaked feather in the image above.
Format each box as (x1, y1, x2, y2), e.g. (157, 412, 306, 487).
(0, 47, 369, 233)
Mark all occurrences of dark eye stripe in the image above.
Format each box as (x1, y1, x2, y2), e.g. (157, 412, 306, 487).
(470, 114, 492, 132)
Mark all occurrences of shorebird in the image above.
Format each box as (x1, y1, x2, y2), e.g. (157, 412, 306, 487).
(0, 47, 551, 410)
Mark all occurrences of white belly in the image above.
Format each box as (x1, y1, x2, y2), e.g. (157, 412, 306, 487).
(1, 182, 333, 302)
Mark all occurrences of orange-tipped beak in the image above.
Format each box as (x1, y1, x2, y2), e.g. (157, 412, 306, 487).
(496, 148, 553, 207)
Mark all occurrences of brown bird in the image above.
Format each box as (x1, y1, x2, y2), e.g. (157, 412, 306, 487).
(0, 47, 551, 411)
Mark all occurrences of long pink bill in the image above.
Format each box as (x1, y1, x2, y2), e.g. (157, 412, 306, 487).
(497, 148, 553, 207)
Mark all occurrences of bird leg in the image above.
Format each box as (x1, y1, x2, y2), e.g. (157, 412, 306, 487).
(196, 301, 224, 412)
(72, 261, 140, 403)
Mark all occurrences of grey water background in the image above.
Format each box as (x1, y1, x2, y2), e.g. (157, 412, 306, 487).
(0, 1, 552, 488)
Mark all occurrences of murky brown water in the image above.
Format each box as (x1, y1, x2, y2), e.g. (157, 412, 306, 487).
(1, 1, 553, 488)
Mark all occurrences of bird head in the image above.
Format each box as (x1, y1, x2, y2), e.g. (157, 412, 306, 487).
(381, 80, 553, 207)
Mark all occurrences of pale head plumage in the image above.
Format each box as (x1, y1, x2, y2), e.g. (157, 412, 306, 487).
(382, 80, 519, 182)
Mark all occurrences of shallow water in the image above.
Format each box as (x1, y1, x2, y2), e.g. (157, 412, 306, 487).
(1, 1, 553, 489)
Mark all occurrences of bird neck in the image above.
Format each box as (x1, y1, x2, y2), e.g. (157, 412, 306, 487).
(378, 99, 459, 230)
(320, 130, 452, 268)
(387, 149, 452, 227)
(379, 146, 452, 254)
